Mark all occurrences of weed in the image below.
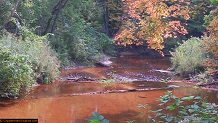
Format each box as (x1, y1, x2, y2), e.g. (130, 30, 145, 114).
(87, 112, 109, 123)
(138, 91, 218, 123)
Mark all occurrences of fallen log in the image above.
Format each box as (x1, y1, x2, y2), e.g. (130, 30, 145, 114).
(66, 77, 99, 82)
(65, 86, 174, 96)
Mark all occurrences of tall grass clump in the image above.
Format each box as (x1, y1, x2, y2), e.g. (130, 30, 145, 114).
(171, 37, 206, 76)
(0, 33, 60, 98)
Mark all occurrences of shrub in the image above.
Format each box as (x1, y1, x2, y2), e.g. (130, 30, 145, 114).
(3, 34, 60, 83)
(171, 37, 206, 76)
(0, 45, 34, 98)
(23, 39, 60, 84)
(0, 34, 60, 97)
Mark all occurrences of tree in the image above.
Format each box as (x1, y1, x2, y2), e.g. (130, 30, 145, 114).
(203, 6, 218, 71)
(106, 0, 124, 37)
(114, 0, 192, 53)
(186, 0, 212, 38)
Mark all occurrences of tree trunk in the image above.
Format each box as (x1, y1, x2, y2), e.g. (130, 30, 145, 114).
(103, 0, 109, 36)
(43, 0, 68, 35)
(51, 0, 64, 33)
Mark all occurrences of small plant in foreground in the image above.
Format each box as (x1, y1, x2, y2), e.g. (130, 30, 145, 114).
(161, 77, 170, 84)
(87, 112, 109, 123)
(138, 91, 218, 123)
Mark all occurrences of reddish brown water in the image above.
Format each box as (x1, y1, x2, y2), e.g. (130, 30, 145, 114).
(0, 56, 217, 123)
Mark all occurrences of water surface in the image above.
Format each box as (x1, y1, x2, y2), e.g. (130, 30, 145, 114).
(0, 56, 217, 123)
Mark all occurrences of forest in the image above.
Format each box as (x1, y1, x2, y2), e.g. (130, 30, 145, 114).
(0, 0, 218, 123)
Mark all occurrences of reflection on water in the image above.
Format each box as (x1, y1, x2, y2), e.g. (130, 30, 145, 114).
(0, 56, 217, 123)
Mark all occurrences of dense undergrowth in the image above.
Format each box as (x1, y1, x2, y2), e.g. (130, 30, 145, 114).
(0, 33, 60, 98)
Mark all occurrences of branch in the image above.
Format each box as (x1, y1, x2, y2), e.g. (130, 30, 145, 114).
(0, 0, 20, 31)
(43, 0, 68, 35)
(51, 0, 64, 33)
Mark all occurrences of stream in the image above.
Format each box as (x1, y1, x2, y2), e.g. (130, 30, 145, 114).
(0, 56, 217, 123)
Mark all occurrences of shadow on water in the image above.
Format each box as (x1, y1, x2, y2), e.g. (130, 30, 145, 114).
(0, 56, 217, 123)
(0, 100, 17, 109)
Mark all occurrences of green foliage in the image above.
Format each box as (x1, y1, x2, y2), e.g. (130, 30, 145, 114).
(0, 46, 34, 98)
(0, 0, 15, 24)
(42, 0, 114, 66)
(50, 25, 113, 66)
(139, 91, 218, 123)
(0, 33, 59, 97)
(87, 112, 109, 123)
(204, 8, 218, 27)
(7, 32, 59, 83)
(163, 38, 184, 54)
(17, 0, 56, 28)
(0, 0, 114, 67)
(186, 0, 212, 38)
(171, 37, 206, 76)
(209, 0, 218, 5)
(106, 0, 124, 37)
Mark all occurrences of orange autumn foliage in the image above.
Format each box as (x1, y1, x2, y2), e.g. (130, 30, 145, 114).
(114, 0, 190, 51)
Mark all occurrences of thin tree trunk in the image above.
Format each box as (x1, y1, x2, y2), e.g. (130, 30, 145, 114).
(51, 0, 64, 33)
(103, 0, 109, 36)
(43, 17, 53, 35)
(43, 0, 68, 35)
(0, 0, 20, 31)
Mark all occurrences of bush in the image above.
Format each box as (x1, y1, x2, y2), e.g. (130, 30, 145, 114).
(0, 34, 60, 97)
(0, 44, 34, 98)
(171, 37, 206, 76)
(22, 39, 60, 84)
